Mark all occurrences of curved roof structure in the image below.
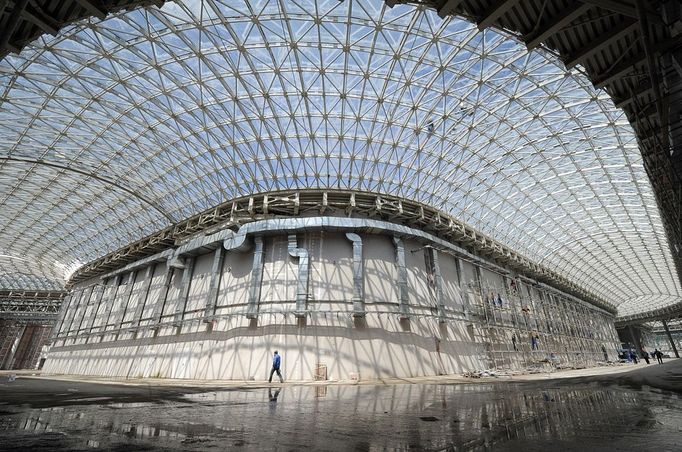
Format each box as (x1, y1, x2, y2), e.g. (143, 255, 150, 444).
(0, 0, 679, 318)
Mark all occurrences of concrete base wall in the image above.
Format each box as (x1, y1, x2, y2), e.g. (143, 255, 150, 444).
(45, 223, 621, 380)
(44, 313, 485, 380)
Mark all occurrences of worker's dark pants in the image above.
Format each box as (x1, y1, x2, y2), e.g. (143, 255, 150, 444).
(657, 356, 663, 364)
(644, 357, 650, 364)
(269, 367, 283, 383)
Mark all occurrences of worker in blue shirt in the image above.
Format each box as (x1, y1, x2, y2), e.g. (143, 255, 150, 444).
(269, 350, 284, 383)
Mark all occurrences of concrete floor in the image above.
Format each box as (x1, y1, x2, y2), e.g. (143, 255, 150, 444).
(0, 361, 680, 451)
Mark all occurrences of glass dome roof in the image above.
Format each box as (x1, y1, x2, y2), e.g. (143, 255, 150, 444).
(0, 0, 679, 317)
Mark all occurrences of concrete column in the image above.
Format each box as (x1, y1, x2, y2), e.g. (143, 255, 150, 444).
(288, 234, 309, 318)
(346, 233, 365, 318)
(203, 247, 224, 322)
(131, 265, 156, 330)
(246, 236, 264, 320)
(151, 267, 174, 330)
(392, 237, 409, 320)
(662, 320, 680, 358)
(426, 247, 446, 323)
(172, 257, 195, 328)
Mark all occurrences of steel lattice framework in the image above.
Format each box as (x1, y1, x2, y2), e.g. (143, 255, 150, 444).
(0, 290, 65, 322)
(0, 0, 680, 318)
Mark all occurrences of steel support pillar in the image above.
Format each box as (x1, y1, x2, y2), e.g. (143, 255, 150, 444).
(426, 247, 446, 323)
(60, 288, 85, 340)
(85, 284, 105, 337)
(115, 271, 137, 333)
(51, 292, 73, 341)
(151, 267, 174, 330)
(628, 324, 643, 355)
(454, 257, 470, 319)
(662, 320, 680, 358)
(73, 286, 94, 338)
(172, 257, 195, 328)
(1, 324, 24, 370)
(288, 234, 309, 318)
(346, 233, 365, 318)
(203, 247, 224, 322)
(245, 236, 264, 320)
(131, 264, 155, 330)
(0, 321, 23, 370)
(100, 274, 122, 336)
(393, 237, 409, 320)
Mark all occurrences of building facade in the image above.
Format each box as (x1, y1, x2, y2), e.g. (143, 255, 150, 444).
(45, 191, 619, 380)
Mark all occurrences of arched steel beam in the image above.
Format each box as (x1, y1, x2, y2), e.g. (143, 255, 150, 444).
(0, 156, 176, 223)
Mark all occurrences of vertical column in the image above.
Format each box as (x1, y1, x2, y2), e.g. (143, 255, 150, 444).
(50, 292, 74, 342)
(0, 321, 24, 369)
(662, 320, 680, 358)
(73, 286, 95, 339)
(288, 234, 309, 318)
(1, 324, 25, 370)
(115, 271, 137, 333)
(131, 265, 156, 330)
(392, 237, 409, 319)
(172, 257, 195, 328)
(25, 326, 52, 370)
(10, 326, 36, 370)
(85, 283, 106, 339)
(61, 289, 85, 341)
(245, 236, 264, 320)
(100, 275, 122, 336)
(454, 257, 470, 318)
(474, 266, 489, 324)
(151, 267, 174, 330)
(202, 248, 224, 323)
(427, 247, 446, 323)
(345, 233, 365, 318)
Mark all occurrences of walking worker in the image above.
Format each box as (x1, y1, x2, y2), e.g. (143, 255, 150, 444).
(269, 350, 284, 383)
(654, 348, 664, 364)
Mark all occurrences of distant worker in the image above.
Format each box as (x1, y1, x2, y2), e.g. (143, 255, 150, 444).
(601, 344, 608, 362)
(654, 348, 664, 364)
(512, 334, 518, 351)
(641, 349, 650, 365)
(269, 351, 284, 383)
(531, 333, 539, 351)
(630, 350, 638, 364)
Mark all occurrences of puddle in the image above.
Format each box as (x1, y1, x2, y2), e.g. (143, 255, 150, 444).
(0, 380, 680, 450)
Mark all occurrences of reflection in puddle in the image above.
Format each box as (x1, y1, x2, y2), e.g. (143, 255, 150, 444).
(0, 383, 680, 451)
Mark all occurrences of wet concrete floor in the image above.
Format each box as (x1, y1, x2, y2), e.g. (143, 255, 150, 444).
(0, 365, 681, 451)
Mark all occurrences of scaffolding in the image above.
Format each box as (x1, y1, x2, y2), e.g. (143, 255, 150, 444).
(466, 273, 619, 372)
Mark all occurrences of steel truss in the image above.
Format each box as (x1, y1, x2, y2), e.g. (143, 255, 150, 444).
(0, 290, 66, 323)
